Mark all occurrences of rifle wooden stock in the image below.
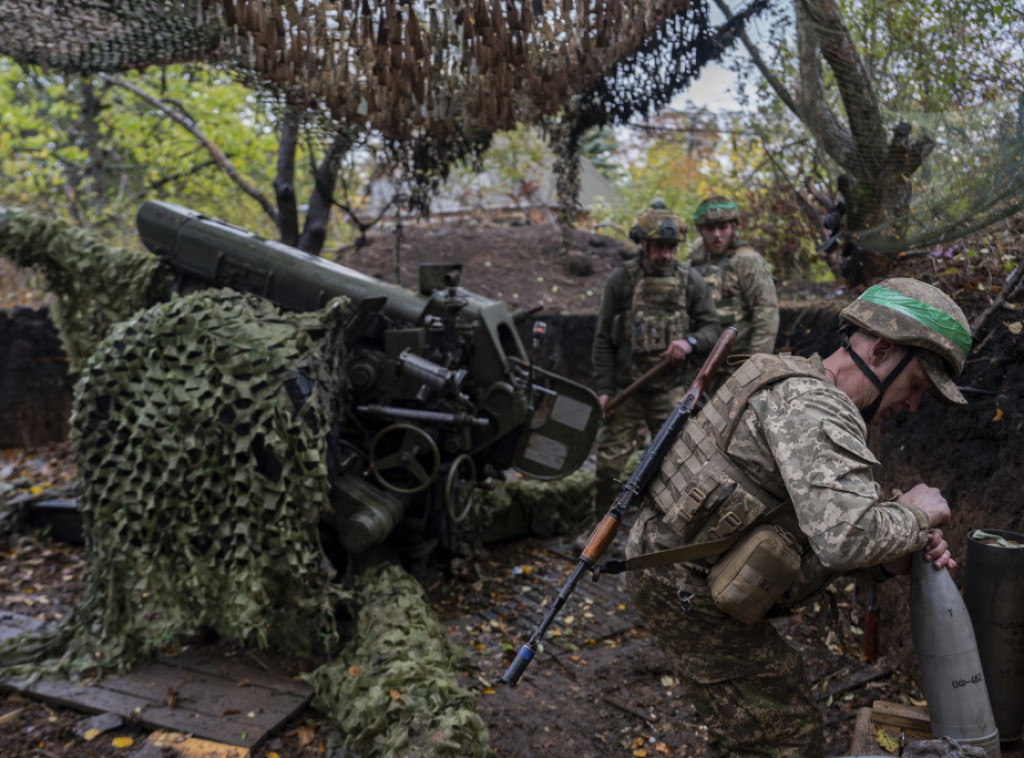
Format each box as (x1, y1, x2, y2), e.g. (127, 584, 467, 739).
(500, 327, 737, 687)
(604, 358, 672, 415)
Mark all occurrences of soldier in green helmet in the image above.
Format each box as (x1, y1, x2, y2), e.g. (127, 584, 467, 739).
(625, 277, 968, 756)
(689, 194, 779, 380)
(580, 201, 721, 550)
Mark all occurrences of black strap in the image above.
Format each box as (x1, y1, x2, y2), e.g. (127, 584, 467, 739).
(841, 334, 916, 423)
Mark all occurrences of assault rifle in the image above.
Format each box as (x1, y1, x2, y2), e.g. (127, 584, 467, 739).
(500, 326, 738, 686)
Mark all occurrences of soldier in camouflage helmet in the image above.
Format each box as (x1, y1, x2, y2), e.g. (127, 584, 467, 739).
(689, 195, 779, 381)
(626, 277, 969, 755)
(580, 201, 721, 550)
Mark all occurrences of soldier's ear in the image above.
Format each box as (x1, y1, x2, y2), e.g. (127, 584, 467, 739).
(868, 338, 898, 368)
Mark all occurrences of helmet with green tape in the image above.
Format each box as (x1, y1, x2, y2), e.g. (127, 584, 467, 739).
(839, 277, 972, 405)
(693, 195, 739, 227)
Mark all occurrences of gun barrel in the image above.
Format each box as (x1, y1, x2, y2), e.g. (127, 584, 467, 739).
(357, 405, 490, 428)
(137, 200, 427, 322)
(500, 560, 589, 686)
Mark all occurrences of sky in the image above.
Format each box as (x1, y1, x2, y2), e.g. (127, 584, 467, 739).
(679, 60, 741, 112)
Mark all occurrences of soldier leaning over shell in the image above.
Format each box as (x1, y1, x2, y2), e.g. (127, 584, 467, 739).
(626, 277, 967, 756)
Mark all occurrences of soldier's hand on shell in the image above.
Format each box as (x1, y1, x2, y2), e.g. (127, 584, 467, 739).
(923, 528, 957, 570)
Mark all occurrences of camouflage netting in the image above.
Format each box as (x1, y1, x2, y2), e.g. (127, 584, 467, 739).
(0, 288, 350, 674)
(0, 211, 518, 752)
(0, 0, 772, 233)
(0, 209, 173, 370)
(0, 284, 492, 753)
(0, 0, 721, 140)
(307, 563, 491, 758)
(464, 469, 596, 545)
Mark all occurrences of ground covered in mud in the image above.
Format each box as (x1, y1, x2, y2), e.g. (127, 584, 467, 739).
(1, 214, 1023, 756)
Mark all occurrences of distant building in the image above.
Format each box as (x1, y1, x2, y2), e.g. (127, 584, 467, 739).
(361, 137, 622, 230)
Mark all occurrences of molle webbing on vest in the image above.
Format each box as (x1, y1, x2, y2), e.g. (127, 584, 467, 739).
(647, 354, 823, 529)
(627, 262, 692, 357)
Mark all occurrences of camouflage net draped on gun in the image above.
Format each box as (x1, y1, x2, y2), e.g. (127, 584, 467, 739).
(0, 210, 522, 752)
(0, 288, 352, 679)
(0, 209, 174, 371)
(307, 562, 492, 758)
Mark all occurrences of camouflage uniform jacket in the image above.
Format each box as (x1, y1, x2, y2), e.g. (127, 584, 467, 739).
(689, 237, 779, 358)
(627, 353, 931, 602)
(592, 259, 721, 396)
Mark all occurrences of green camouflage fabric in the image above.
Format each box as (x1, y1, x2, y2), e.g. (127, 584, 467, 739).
(626, 354, 931, 753)
(591, 260, 721, 396)
(627, 572, 823, 757)
(629, 271, 693, 381)
(689, 237, 779, 360)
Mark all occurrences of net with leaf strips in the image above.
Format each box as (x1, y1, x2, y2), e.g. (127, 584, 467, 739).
(0, 287, 351, 679)
(307, 562, 491, 757)
(0, 209, 175, 371)
(0, 0, 772, 226)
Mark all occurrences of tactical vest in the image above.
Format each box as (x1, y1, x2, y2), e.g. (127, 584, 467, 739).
(694, 244, 757, 329)
(620, 259, 691, 380)
(646, 353, 822, 546)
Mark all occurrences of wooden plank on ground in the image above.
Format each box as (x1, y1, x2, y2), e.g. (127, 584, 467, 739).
(849, 702, 933, 756)
(0, 610, 46, 643)
(99, 663, 305, 722)
(0, 625, 311, 750)
(872, 700, 932, 731)
(23, 678, 266, 748)
(158, 650, 312, 697)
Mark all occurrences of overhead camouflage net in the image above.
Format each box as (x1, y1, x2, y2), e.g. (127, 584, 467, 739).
(0, 0, 774, 243)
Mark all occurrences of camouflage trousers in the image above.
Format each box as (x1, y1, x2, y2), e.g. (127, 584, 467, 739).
(593, 388, 682, 516)
(627, 571, 824, 757)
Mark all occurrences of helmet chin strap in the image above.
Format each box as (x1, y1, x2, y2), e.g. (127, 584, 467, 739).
(841, 334, 916, 423)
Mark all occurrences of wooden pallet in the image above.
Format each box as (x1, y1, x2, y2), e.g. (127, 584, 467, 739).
(0, 611, 311, 750)
(850, 700, 1024, 757)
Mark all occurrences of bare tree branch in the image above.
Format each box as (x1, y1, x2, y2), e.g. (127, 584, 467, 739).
(798, 0, 887, 176)
(275, 105, 300, 246)
(972, 265, 1024, 335)
(100, 73, 279, 226)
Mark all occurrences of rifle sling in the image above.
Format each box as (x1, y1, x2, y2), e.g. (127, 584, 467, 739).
(599, 534, 741, 575)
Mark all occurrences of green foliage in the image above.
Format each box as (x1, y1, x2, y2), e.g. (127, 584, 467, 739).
(610, 106, 823, 277)
(0, 60, 301, 246)
(580, 126, 624, 182)
(443, 125, 549, 214)
(839, 0, 1024, 111)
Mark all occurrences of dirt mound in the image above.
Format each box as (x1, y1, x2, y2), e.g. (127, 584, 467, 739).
(335, 222, 630, 315)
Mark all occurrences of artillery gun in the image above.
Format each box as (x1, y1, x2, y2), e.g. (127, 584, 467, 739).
(135, 201, 601, 564)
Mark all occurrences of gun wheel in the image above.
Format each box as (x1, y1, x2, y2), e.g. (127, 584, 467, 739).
(368, 423, 440, 494)
(444, 454, 477, 524)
